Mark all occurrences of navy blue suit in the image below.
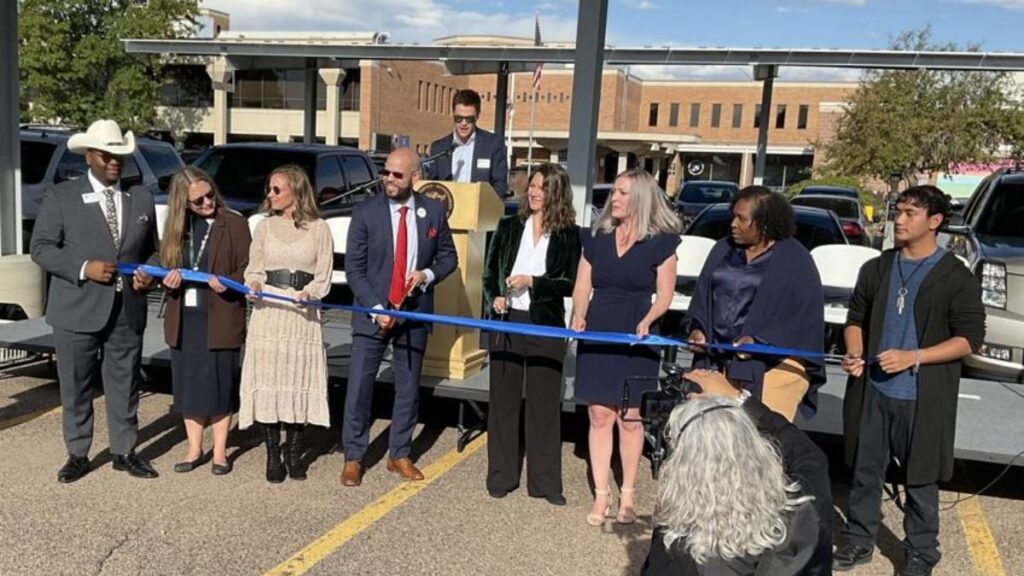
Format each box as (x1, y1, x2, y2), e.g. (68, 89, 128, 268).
(425, 128, 509, 197)
(343, 192, 457, 460)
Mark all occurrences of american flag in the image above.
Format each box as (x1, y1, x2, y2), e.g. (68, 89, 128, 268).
(532, 14, 543, 93)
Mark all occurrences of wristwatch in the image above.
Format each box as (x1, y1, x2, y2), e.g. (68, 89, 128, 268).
(736, 389, 751, 405)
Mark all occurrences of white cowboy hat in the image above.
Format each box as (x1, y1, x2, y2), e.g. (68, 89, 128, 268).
(67, 119, 136, 156)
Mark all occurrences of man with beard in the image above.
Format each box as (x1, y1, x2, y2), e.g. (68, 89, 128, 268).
(340, 147, 458, 486)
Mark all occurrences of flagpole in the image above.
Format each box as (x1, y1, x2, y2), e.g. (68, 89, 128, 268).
(507, 74, 515, 168)
(527, 86, 537, 170)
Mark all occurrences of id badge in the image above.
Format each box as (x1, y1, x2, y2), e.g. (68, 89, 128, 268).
(184, 288, 198, 308)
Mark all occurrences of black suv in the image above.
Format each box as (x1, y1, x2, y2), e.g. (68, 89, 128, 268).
(20, 125, 183, 249)
(181, 143, 383, 217)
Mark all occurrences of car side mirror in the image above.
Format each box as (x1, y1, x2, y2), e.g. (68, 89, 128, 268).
(944, 223, 971, 235)
(55, 166, 86, 183)
(157, 174, 173, 192)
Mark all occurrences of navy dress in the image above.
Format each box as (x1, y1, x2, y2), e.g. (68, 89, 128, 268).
(170, 217, 241, 417)
(575, 230, 680, 407)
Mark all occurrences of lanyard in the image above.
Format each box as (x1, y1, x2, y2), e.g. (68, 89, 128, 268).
(188, 219, 214, 271)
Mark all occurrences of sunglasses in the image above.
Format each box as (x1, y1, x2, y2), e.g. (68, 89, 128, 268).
(266, 185, 287, 195)
(189, 190, 215, 207)
(379, 169, 408, 180)
(453, 114, 478, 125)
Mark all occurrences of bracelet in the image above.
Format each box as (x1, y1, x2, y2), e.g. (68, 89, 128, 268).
(736, 389, 751, 405)
(912, 349, 922, 374)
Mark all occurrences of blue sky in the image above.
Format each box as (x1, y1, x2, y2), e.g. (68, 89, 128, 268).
(207, 0, 1023, 79)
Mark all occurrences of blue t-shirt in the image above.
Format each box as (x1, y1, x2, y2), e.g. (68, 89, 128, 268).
(869, 248, 945, 399)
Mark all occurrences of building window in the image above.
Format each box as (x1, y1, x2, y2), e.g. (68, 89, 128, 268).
(754, 104, 762, 128)
(417, 81, 424, 110)
(711, 103, 722, 128)
(668, 103, 679, 127)
(559, 92, 565, 103)
(775, 104, 787, 129)
(689, 103, 701, 128)
(649, 103, 659, 127)
(798, 104, 809, 130)
(434, 85, 442, 114)
(732, 103, 743, 128)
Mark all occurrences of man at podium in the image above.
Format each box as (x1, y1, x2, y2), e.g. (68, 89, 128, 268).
(341, 148, 458, 487)
(424, 89, 508, 198)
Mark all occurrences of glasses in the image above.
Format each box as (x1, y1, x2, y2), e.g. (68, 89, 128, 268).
(189, 190, 215, 207)
(379, 169, 407, 180)
(453, 114, 477, 125)
(266, 185, 287, 196)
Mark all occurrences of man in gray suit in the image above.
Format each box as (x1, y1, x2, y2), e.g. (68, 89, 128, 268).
(30, 119, 160, 483)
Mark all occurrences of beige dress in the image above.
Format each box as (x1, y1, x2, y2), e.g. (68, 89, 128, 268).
(239, 216, 333, 429)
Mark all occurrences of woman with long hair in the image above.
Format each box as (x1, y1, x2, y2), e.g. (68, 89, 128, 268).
(482, 162, 581, 504)
(160, 167, 251, 475)
(643, 394, 819, 575)
(571, 168, 681, 526)
(239, 164, 333, 483)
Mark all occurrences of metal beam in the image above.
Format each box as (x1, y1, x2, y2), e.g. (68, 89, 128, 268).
(493, 62, 509, 142)
(303, 58, 317, 144)
(753, 65, 777, 186)
(567, 0, 608, 227)
(124, 39, 1024, 71)
(1, 0, 21, 255)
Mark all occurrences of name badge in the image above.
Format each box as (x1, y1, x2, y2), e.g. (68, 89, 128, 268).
(476, 158, 491, 170)
(184, 288, 198, 308)
(82, 192, 103, 204)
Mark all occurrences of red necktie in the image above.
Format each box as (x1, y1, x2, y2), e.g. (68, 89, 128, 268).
(388, 205, 409, 308)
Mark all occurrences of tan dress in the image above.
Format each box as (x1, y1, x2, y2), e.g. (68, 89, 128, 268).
(239, 216, 333, 429)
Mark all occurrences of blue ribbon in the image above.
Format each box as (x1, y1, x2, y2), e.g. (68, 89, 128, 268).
(120, 263, 838, 360)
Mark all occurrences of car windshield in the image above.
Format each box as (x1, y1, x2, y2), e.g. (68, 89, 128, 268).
(791, 196, 859, 218)
(21, 140, 56, 185)
(977, 181, 1024, 237)
(688, 210, 846, 251)
(195, 149, 316, 201)
(680, 183, 735, 203)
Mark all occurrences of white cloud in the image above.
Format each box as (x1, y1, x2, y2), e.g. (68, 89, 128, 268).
(202, 0, 578, 44)
(812, 0, 867, 5)
(622, 0, 658, 9)
(962, 0, 1024, 8)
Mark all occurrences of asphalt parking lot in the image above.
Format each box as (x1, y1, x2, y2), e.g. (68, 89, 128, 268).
(1, 360, 1022, 576)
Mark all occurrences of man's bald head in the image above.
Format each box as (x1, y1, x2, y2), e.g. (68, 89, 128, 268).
(383, 147, 422, 201)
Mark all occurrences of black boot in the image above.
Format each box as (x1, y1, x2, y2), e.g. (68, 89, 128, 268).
(264, 424, 286, 483)
(284, 424, 307, 480)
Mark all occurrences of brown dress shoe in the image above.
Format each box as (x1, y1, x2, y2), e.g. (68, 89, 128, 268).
(340, 460, 363, 487)
(386, 457, 424, 481)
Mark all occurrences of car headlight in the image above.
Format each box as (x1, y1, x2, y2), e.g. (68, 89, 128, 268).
(978, 260, 1007, 310)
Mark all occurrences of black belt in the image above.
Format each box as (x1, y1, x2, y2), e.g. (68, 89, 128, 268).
(265, 269, 314, 291)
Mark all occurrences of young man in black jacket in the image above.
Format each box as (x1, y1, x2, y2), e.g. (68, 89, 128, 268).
(834, 186, 985, 576)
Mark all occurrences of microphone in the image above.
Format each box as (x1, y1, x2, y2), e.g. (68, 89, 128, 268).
(422, 141, 459, 166)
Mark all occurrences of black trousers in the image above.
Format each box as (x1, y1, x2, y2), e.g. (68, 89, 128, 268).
(486, 310, 566, 497)
(844, 390, 941, 566)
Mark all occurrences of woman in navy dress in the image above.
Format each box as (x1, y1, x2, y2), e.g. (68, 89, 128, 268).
(572, 168, 681, 526)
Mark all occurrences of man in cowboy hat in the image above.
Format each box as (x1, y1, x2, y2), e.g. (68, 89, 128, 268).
(31, 119, 160, 483)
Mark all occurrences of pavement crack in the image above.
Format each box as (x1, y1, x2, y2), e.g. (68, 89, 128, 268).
(93, 531, 132, 576)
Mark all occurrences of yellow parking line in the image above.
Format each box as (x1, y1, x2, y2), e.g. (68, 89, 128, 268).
(958, 497, 1006, 576)
(263, 433, 487, 576)
(0, 405, 61, 432)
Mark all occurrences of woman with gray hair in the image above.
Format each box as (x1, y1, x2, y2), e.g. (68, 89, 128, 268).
(643, 392, 821, 576)
(572, 168, 681, 526)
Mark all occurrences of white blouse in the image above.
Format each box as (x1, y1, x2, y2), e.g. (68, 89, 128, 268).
(508, 215, 550, 311)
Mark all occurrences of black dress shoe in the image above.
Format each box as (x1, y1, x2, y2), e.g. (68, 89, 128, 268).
(173, 454, 206, 473)
(112, 453, 159, 479)
(211, 461, 233, 476)
(487, 488, 509, 499)
(530, 493, 567, 506)
(57, 455, 90, 484)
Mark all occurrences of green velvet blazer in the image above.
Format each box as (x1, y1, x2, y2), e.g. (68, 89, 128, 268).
(482, 215, 582, 327)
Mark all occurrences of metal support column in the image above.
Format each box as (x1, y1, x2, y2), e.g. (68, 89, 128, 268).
(566, 0, 609, 227)
(303, 58, 318, 144)
(753, 64, 777, 186)
(1, 0, 21, 255)
(493, 62, 509, 142)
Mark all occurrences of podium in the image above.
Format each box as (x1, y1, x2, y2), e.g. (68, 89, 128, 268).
(414, 180, 504, 379)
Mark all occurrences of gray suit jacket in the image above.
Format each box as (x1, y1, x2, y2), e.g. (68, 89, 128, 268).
(30, 177, 158, 333)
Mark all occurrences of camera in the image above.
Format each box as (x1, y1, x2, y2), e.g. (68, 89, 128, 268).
(622, 363, 702, 479)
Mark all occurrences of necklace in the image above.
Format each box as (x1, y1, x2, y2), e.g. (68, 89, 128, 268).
(895, 252, 928, 315)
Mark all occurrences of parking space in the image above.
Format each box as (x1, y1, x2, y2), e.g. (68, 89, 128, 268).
(1, 363, 1022, 576)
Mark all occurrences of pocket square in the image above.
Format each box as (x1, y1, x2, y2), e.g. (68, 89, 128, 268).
(426, 227, 438, 239)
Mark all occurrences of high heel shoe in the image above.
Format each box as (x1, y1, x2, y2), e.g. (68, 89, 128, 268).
(586, 488, 612, 526)
(616, 487, 636, 524)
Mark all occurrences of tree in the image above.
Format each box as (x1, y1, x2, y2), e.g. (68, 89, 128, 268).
(821, 28, 1024, 185)
(18, 0, 199, 133)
